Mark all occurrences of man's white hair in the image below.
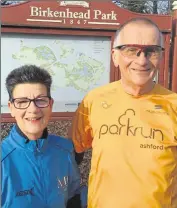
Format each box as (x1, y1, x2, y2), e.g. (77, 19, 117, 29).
(113, 18, 164, 48)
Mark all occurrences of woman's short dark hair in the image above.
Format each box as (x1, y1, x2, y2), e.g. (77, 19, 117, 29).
(6, 65, 52, 100)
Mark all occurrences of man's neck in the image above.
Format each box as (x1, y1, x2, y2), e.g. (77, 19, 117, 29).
(120, 80, 155, 96)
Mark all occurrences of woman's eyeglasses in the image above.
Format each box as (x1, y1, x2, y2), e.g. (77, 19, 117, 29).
(11, 96, 51, 109)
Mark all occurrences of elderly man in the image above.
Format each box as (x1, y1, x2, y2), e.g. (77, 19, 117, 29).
(1, 65, 87, 208)
(72, 17, 177, 207)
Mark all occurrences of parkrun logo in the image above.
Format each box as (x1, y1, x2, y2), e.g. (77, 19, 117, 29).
(99, 109, 164, 141)
(30, 6, 117, 20)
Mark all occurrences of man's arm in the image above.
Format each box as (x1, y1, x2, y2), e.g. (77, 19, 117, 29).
(71, 96, 93, 154)
(67, 194, 82, 208)
(75, 152, 85, 165)
(66, 150, 87, 208)
(68, 125, 85, 165)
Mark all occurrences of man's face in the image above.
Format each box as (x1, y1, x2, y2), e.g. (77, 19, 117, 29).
(112, 23, 163, 88)
(8, 83, 53, 140)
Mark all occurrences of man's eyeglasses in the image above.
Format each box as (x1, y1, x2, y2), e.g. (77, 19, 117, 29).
(114, 44, 164, 60)
(11, 96, 51, 109)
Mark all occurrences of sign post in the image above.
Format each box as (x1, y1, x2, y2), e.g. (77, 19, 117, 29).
(172, 1, 177, 92)
(1, 1, 173, 122)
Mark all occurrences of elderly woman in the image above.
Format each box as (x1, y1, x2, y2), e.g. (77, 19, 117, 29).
(1, 65, 87, 208)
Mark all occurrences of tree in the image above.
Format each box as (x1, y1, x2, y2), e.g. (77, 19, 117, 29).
(113, 0, 150, 13)
(1, 1, 25, 5)
(112, 0, 174, 14)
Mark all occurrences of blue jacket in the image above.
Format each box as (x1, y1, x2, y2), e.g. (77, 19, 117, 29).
(1, 125, 87, 208)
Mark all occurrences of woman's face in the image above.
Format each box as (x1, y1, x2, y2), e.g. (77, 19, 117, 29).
(8, 83, 53, 140)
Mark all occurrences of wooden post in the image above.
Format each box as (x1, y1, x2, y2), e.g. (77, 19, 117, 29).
(172, 1, 177, 92)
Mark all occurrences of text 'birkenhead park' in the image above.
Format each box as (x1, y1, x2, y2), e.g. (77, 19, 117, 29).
(30, 6, 117, 20)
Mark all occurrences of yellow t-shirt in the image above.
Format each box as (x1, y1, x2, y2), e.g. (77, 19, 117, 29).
(72, 81, 177, 208)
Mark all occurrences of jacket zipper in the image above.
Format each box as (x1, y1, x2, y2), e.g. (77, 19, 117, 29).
(35, 140, 47, 204)
(36, 140, 40, 152)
